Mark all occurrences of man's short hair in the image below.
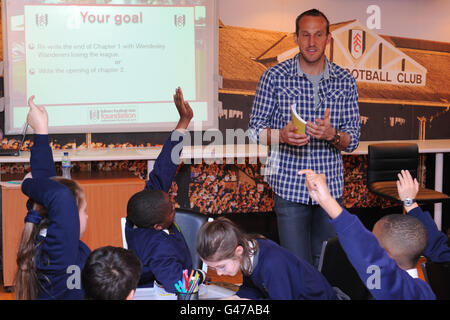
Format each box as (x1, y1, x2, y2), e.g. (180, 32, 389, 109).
(295, 8, 330, 35)
(82, 246, 142, 300)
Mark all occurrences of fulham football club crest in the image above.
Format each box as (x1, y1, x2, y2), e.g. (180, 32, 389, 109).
(348, 29, 366, 59)
(174, 14, 186, 28)
(35, 13, 48, 28)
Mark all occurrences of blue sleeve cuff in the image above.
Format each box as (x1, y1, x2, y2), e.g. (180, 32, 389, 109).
(32, 134, 49, 147)
(330, 208, 356, 233)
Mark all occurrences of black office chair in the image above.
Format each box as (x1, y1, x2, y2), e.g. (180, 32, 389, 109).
(421, 261, 450, 300)
(367, 143, 450, 205)
(174, 208, 210, 270)
(318, 237, 373, 300)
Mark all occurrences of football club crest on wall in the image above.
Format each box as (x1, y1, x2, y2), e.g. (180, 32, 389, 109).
(349, 29, 366, 59)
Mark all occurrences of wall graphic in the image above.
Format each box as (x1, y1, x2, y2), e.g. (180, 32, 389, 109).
(1, 4, 449, 214)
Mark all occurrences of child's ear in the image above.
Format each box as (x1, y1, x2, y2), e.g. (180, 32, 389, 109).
(234, 245, 244, 257)
(153, 224, 163, 231)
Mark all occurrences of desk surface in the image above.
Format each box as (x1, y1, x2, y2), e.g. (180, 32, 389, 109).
(346, 139, 450, 155)
(0, 139, 449, 163)
(133, 284, 236, 300)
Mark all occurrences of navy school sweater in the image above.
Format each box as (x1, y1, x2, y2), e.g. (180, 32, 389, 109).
(126, 131, 193, 293)
(330, 208, 436, 300)
(407, 206, 450, 262)
(236, 239, 338, 300)
(21, 134, 90, 300)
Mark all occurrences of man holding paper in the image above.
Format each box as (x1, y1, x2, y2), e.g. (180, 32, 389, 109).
(248, 9, 360, 267)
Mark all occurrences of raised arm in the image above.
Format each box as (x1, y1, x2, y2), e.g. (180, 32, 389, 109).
(27, 96, 56, 178)
(397, 170, 450, 262)
(145, 87, 193, 191)
(299, 169, 434, 299)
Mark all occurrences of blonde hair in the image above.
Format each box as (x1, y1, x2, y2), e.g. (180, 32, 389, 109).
(196, 217, 263, 276)
(15, 177, 85, 300)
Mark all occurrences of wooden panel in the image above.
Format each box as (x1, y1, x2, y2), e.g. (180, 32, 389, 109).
(2, 187, 28, 288)
(1, 173, 145, 287)
(79, 180, 144, 249)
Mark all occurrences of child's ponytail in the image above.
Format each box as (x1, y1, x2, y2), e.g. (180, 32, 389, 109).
(15, 203, 49, 300)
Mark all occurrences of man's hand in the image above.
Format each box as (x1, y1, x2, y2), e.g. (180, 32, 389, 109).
(173, 87, 194, 132)
(27, 96, 48, 135)
(306, 108, 335, 141)
(280, 121, 309, 146)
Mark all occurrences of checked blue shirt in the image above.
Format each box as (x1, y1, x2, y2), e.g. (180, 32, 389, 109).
(248, 53, 360, 204)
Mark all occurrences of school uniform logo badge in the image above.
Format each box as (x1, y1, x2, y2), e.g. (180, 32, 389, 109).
(348, 29, 366, 59)
(174, 14, 186, 28)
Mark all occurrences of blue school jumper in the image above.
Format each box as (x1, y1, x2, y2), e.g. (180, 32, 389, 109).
(21, 134, 90, 300)
(330, 208, 436, 300)
(407, 206, 450, 262)
(126, 131, 192, 293)
(236, 239, 338, 300)
(126, 221, 192, 291)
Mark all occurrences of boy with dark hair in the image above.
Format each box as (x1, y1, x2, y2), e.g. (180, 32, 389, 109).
(127, 190, 172, 230)
(125, 87, 205, 293)
(300, 169, 436, 300)
(82, 246, 142, 300)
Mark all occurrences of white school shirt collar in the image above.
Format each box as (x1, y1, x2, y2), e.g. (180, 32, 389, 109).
(406, 268, 419, 279)
(40, 228, 47, 237)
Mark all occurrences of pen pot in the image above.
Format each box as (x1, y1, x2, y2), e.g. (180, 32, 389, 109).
(177, 291, 199, 300)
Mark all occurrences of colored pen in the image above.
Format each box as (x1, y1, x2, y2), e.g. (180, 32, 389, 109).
(178, 280, 186, 293)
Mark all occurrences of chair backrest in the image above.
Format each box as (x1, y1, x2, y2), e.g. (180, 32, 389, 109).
(367, 143, 418, 186)
(174, 208, 210, 270)
(421, 261, 450, 300)
(318, 237, 372, 300)
(120, 217, 128, 249)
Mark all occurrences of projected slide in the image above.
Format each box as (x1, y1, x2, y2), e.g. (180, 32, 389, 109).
(3, 1, 217, 134)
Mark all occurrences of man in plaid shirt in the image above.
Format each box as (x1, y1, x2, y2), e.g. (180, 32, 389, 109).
(249, 9, 360, 267)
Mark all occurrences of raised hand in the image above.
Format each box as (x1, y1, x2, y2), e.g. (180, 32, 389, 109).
(298, 169, 342, 219)
(299, 169, 330, 204)
(27, 96, 48, 135)
(396, 169, 419, 202)
(173, 87, 194, 131)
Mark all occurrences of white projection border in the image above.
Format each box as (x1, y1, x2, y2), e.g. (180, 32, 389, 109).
(2, 1, 218, 134)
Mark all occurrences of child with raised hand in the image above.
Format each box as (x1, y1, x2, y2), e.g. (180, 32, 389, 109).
(16, 96, 90, 300)
(299, 169, 436, 300)
(125, 87, 206, 293)
(196, 217, 338, 300)
(397, 169, 450, 262)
